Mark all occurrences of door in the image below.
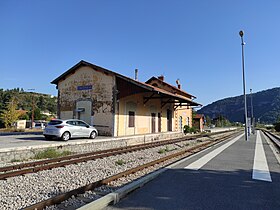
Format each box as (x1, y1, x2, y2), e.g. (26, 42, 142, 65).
(76, 120, 91, 137)
(167, 109, 172, 131)
(76, 100, 92, 124)
(151, 113, 156, 133)
(158, 113, 161, 132)
(66, 120, 79, 137)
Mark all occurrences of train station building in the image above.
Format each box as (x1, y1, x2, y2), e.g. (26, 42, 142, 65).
(51, 60, 201, 136)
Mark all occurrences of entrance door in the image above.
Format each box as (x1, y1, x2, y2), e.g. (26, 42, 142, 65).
(158, 113, 161, 132)
(151, 113, 156, 133)
(167, 109, 172, 131)
(76, 101, 92, 124)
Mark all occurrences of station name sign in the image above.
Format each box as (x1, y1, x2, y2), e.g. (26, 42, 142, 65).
(77, 85, 92, 91)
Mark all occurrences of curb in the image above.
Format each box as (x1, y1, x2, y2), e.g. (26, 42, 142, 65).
(0, 131, 43, 136)
(77, 167, 166, 210)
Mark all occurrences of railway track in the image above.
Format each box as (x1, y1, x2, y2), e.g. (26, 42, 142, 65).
(261, 129, 280, 149)
(0, 131, 236, 180)
(22, 131, 241, 210)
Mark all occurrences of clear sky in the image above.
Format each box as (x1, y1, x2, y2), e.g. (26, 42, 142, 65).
(1, 0, 279, 106)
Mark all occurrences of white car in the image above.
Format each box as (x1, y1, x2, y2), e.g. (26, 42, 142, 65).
(43, 119, 98, 141)
(34, 122, 45, 129)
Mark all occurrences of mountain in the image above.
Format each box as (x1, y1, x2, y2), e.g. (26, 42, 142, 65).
(197, 87, 280, 124)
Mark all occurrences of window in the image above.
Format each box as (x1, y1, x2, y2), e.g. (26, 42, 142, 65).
(77, 120, 88, 127)
(128, 111, 135, 127)
(66, 121, 76, 126)
(187, 117, 190, 126)
(179, 116, 183, 130)
(48, 120, 63, 125)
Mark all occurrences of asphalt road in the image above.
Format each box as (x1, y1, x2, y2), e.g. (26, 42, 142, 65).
(0, 133, 108, 150)
(105, 131, 280, 210)
(0, 128, 235, 151)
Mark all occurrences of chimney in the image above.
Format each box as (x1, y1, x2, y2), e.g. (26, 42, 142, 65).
(158, 75, 164, 81)
(135, 69, 138, 81)
(176, 79, 181, 89)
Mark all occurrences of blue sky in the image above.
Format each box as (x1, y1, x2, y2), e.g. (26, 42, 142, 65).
(0, 0, 279, 106)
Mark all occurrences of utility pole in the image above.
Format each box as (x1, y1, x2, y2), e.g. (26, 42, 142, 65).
(239, 30, 249, 141)
(28, 89, 35, 129)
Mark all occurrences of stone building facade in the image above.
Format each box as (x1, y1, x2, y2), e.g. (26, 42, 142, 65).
(51, 60, 201, 136)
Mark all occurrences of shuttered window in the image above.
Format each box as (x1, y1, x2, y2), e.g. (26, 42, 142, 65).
(128, 111, 135, 127)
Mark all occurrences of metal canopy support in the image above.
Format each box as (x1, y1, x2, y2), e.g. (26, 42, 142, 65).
(161, 98, 173, 108)
(143, 93, 156, 105)
(174, 103, 182, 111)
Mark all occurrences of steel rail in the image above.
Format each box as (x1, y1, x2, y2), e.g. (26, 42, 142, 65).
(0, 131, 236, 180)
(262, 130, 280, 149)
(22, 132, 240, 210)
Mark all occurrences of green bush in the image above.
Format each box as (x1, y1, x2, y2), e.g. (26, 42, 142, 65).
(184, 125, 197, 134)
(183, 125, 191, 134)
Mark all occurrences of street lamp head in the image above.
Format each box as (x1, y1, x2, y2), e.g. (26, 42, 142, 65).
(239, 30, 244, 37)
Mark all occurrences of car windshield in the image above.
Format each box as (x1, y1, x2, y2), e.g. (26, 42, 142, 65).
(48, 120, 63, 125)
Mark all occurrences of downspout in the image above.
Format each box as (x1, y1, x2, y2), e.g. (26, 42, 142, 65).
(112, 77, 117, 137)
(57, 85, 61, 119)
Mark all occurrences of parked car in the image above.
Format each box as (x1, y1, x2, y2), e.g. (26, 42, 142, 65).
(34, 122, 45, 129)
(43, 119, 98, 141)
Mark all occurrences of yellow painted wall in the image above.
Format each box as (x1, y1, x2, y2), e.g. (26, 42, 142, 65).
(175, 106, 192, 131)
(115, 92, 174, 136)
(146, 79, 195, 131)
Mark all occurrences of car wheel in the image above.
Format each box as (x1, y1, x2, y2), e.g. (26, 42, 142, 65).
(89, 131, 97, 139)
(61, 132, 70, 141)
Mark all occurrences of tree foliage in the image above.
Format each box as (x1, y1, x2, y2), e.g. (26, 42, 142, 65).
(274, 117, 280, 132)
(0, 97, 23, 128)
(0, 88, 57, 128)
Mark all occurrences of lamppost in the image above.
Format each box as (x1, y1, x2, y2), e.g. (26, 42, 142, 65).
(250, 88, 254, 134)
(239, 30, 248, 141)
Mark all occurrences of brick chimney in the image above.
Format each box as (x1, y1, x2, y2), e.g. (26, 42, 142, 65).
(158, 75, 164, 81)
(135, 69, 138, 81)
(176, 79, 181, 89)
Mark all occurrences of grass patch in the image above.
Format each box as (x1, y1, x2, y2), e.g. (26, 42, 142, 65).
(11, 159, 22, 163)
(158, 148, 166, 154)
(158, 146, 171, 154)
(34, 148, 73, 159)
(115, 159, 126, 166)
(0, 128, 25, 133)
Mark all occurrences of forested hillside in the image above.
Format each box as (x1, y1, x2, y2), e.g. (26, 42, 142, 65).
(198, 87, 280, 124)
(0, 88, 57, 127)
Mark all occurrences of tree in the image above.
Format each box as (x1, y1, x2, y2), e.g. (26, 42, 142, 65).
(205, 115, 212, 127)
(274, 117, 280, 132)
(0, 97, 23, 128)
